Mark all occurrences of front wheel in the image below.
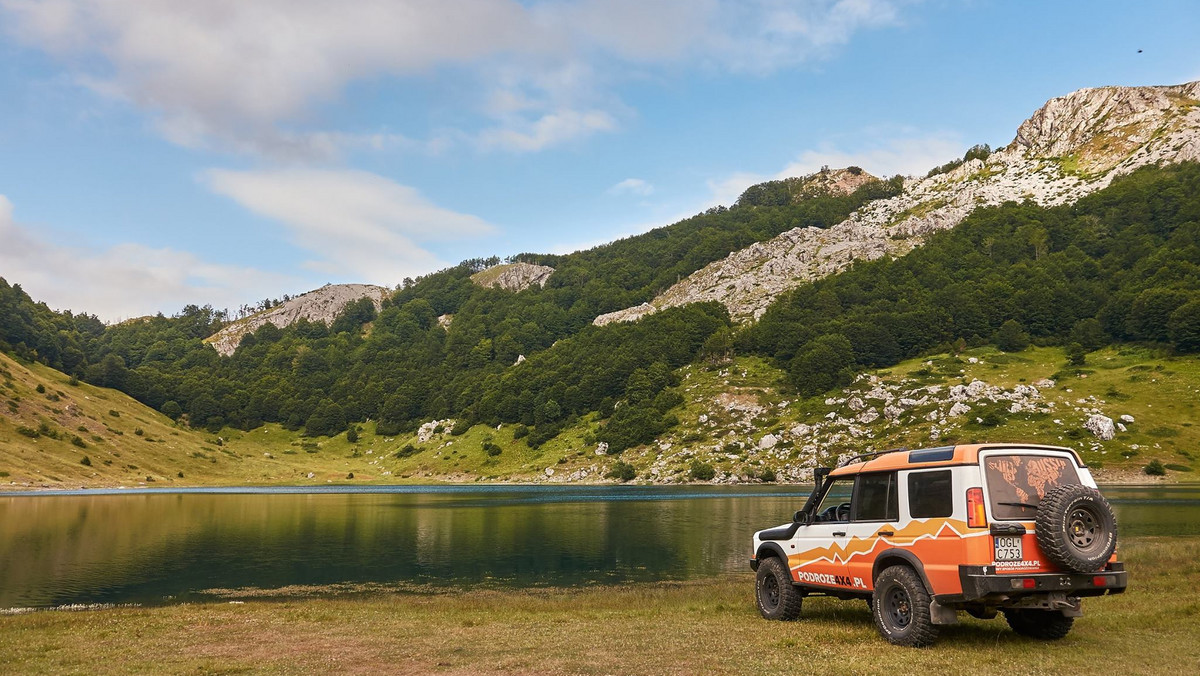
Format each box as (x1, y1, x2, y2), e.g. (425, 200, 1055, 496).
(1004, 609, 1074, 640)
(755, 557, 803, 620)
(872, 565, 938, 647)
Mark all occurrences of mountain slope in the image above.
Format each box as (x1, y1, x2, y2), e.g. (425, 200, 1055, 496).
(601, 80, 1200, 323)
(206, 283, 390, 356)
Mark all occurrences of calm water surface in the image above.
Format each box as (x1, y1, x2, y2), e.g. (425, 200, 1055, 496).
(1, 484, 1195, 609)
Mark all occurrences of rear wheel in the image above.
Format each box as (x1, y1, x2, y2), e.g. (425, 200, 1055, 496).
(872, 565, 938, 647)
(755, 557, 803, 620)
(1004, 608, 1074, 640)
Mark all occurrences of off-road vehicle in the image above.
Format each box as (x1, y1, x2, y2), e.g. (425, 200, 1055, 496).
(751, 444, 1126, 646)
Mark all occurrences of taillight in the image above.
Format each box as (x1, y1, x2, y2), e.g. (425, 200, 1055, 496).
(967, 487, 987, 528)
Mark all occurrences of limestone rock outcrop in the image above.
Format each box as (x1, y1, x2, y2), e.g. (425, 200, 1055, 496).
(206, 283, 390, 356)
(595, 81, 1200, 325)
(470, 262, 554, 292)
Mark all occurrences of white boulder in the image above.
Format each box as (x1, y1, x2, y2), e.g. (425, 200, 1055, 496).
(949, 402, 972, 417)
(1083, 414, 1116, 441)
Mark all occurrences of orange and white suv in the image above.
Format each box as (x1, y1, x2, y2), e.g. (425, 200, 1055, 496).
(751, 444, 1127, 646)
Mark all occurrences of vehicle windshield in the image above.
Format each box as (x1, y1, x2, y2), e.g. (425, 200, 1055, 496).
(813, 478, 854, 522)
(983, 453, 1080, 520)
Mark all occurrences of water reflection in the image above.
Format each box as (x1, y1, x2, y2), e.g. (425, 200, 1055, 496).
(0, 484, 1193, 609)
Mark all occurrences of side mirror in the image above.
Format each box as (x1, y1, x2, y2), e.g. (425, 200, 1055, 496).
(793, 510, 809, 524)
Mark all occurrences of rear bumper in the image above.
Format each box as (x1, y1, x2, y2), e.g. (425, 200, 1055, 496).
(957, 562, 1127, 602)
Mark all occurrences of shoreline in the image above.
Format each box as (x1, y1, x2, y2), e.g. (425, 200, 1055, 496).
(1, 476, 1192, 496)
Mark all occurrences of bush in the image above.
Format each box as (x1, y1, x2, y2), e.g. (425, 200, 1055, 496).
(527, 422, 564, 449)
(346, 472, 354, 479)
(1143, 459, 1166, 476)
(346, 425, 359, 443)
(71, 435, 87, 448)
(790, 334, 855, 396)
(450, 419, 471, 436)
(395, 444, 419, 458)
(161, 400, 182, 420)
(689, 460, 716, 481)
(305, 400, 346, 437)
(483, 441, 502, 456)
(108, 410, 120, 417)
(598, 405, 668, 454)
(35, 384, 45, 393)
(16, 426, 38, 438)
(606, 460, 636, 482)
(995, 320, 1030, 352)
(1164, 463, 1193, 473)
(758, 467, 776, 483)
(1066, 342, 1086, 366)
(512, 424, 530, 439)
(79, 455, 91, 466)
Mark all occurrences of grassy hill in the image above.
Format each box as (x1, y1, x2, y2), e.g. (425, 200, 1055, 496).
(4, 345, 1195, 490)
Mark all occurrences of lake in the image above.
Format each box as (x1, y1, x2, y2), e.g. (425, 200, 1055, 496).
(2, 484, 1197, 609)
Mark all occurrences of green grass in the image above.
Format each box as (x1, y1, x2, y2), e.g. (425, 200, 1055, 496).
(4, 344, 1198, 490)
(1, 536, 1196, 675)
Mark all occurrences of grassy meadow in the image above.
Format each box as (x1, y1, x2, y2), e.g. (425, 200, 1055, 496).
(1, 536, 1196, 675)
(2, 345, 1198, 490)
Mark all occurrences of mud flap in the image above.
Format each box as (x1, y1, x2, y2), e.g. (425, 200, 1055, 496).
(930, 600, 959, 625)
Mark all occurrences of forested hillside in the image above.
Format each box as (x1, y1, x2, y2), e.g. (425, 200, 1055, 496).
(2, 164, 1199, 480)
(745, 162, 1200, 391)
(1, 175, 897, 441)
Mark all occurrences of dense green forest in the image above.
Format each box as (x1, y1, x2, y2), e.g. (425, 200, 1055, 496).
(0, 175, 894, 442)
(3, 163, 1199, 453)
(745, 163, 1200, 393)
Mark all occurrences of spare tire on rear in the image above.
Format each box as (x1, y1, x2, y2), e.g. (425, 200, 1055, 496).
(1034, 483, 1117, 573)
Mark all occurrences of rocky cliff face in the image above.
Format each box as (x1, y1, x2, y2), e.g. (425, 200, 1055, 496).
(206, 283, 390, 356)
(595, 81, 1200, 326)
(470, 262, 555, 292)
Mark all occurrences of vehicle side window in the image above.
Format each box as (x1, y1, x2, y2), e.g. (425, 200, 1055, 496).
(813, 478, 854, 522)
(853, 472, 898, 521)
(908, 470, 953, 519)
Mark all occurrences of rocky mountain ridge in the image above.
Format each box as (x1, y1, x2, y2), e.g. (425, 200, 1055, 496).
(469, 262, 555, 292)
(595, 80, 1200, 325)
(206, 283, 390, 356)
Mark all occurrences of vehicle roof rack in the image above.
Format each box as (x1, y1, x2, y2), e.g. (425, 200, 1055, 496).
(836, 446, 909, 468)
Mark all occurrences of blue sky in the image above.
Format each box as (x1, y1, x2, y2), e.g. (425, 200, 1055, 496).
(1, 0, 1198, 321)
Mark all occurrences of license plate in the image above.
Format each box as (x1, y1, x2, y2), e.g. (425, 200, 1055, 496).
(994, 535, 1023, 561)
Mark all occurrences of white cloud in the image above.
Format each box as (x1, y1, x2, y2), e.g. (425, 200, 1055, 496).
(1, 0, 908, 156)
(203, 168, 494, 283)
(708, 131, 964, 206)
(478, 108, 617, 152)
(607, 178, 655, 196)
(0, 194, 297, 322)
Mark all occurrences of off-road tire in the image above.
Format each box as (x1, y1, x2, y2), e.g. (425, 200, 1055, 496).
(755, 557, 803, 620)
(1035, 484, 1117, 574)
(872, 565, 938, 647)
(1004, 608, 1075, 640)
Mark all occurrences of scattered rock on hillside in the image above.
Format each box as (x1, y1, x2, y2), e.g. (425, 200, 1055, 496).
(1084, 414, 1116, 440)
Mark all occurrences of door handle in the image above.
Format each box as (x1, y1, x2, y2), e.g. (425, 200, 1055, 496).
(877, 530, 894, 536)
(832, 531, 846, 537)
